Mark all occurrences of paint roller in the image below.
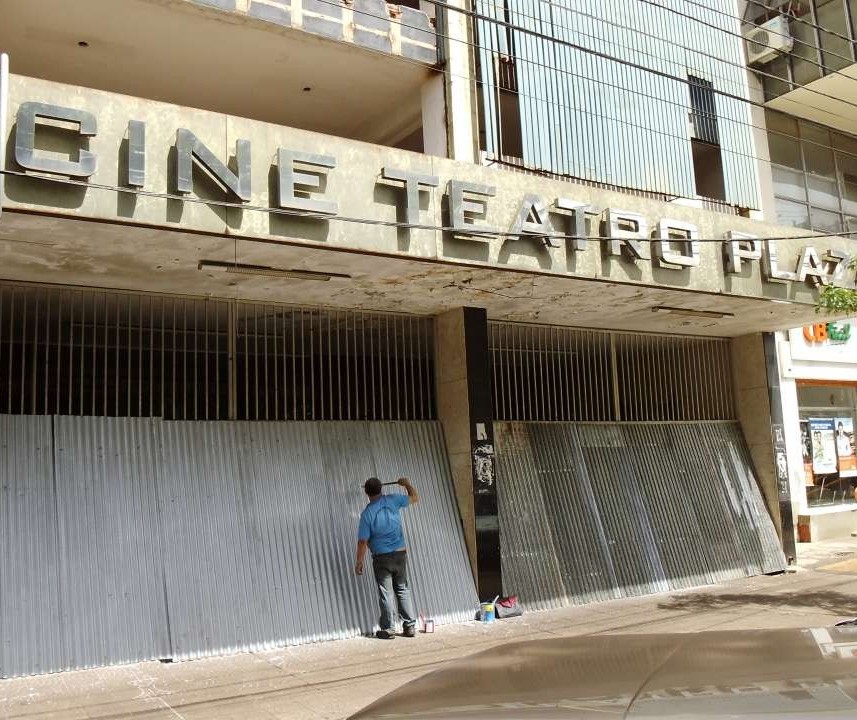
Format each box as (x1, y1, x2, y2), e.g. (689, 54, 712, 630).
(356, 479, 402, 490)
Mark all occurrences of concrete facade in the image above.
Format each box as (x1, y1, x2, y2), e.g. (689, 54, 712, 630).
(2, 0, 855, 678)
(731, 333, 782, 538)
(3, 75, 855, 337)
(434, 308, 477, 576)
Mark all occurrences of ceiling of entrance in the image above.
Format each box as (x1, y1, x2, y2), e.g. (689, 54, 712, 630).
(0, 211, 826, 338)
(0, 0, 428, 146)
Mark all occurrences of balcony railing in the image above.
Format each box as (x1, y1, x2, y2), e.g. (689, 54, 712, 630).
(190, 0, 438, 65)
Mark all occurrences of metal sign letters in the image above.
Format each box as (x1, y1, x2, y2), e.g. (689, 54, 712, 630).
(9, 99, 857, 290)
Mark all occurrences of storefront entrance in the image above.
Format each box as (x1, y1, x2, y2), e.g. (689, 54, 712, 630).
(489, 322, 786, 609)
(0, 282, 477, 678)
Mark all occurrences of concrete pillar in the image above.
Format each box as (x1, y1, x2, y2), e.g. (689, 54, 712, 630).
(737, 0, 776, 223)
(438, 0, 478, 163)
(434, 307, 501, 597)
(421, 74, 448, 158)
(731, 332, 797, 562)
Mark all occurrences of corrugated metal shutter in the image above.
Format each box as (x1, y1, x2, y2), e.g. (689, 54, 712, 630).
(53, 417, 172, 671)
(495, 421, 785, 611)
(0, 417, 477, 677)
(0, 415, 62, 676)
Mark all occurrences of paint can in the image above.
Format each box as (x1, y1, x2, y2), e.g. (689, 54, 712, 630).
(480, 602, 495, 623)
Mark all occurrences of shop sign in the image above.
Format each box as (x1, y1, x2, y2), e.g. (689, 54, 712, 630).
(789, 320, 857, 363)
(803, 322, 852, 344)
(6, 100, 857, 289)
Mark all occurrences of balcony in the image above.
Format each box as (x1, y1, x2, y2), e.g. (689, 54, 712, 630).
(0, 0, 437, 148)
(190, 0, 437, 65)
(745, 0, 857, 135)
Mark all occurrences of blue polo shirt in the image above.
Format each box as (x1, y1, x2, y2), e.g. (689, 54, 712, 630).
(358, 494, 410, 555)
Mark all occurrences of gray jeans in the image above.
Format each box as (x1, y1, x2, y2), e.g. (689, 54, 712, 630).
(372, 550, 417, 631)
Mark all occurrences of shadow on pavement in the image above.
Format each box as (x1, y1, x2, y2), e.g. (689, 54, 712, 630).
(657, 590, 857, 616)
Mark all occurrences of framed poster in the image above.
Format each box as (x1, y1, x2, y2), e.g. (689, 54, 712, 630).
(835, 417, 857, 478)
(800, 420, 814, 483)
(810, 418, 838, 475)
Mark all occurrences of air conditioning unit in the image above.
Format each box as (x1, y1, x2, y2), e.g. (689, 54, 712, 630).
(745, 16, 793, 66)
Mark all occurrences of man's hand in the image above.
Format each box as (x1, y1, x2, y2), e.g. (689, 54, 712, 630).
(398, 477, 419, 504)
(355, 539, 368, 576)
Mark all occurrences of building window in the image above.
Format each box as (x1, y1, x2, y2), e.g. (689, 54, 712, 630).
(767, 110, 857, 233)
(688, 75, 726, 201)
(798, 382, 857, 507)
(744, 1, 856, 100)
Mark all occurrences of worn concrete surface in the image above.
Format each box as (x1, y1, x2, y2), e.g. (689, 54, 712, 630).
(4, 538, 857, 720)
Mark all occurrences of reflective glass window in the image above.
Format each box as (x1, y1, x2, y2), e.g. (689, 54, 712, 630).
(769, 131, 804, 169)
(810, 206, 844, 233)
(773, 166, 807, 201)
(805, 146, 837, 178)
(808, 175, 840, 210)
(834, 133, 857, 156)
(838, 153, 857, 215)
(790, 19, 823, 85)
(776, 197, 811, 228)
(816, 0, 854, 72)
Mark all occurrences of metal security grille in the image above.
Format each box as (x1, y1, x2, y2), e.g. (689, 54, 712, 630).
(490, 322, 735, 422)
(0, 283, 435, 421)
(234, 303, 435, 421)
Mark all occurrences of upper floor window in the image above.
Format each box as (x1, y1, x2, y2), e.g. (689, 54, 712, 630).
(767, 110, 857, 234)
(744, 1, 857, 101)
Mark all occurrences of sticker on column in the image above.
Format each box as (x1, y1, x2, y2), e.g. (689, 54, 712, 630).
(473, 441, 495, 493)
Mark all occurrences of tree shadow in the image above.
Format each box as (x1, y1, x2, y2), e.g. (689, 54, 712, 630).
(658, 589, 857, 617)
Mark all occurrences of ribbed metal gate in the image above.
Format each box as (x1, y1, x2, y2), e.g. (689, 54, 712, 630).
(0, 282, 436, 422)
(495, 422, 786, 611)
(0, 416, 477, 678)
(490, 322, 735, 423)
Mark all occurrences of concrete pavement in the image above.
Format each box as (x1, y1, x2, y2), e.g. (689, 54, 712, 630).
(5, 538, 857, 720)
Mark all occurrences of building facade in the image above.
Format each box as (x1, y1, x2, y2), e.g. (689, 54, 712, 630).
(743, 0, 857, 540)
(0, 0, 854, 677)
(776, 318, 857, 541)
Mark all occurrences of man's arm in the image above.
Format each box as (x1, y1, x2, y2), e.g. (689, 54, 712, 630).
(398, 477, 419, 504)
(355, 539, 369, 575)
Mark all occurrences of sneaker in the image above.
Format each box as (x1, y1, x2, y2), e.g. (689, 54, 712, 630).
(403, 624, 416, 638)
(375, 630, 395, 640)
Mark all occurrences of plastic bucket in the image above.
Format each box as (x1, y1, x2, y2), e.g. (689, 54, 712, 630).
(480, 602, 495, 623)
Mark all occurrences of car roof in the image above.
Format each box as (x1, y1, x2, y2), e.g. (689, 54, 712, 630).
(349, 627, 857, 719)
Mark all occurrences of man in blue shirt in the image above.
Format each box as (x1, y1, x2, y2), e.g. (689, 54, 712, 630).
(355, 476, 419, 639)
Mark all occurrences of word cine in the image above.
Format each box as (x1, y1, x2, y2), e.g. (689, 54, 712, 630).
(10, 101, 857, 289)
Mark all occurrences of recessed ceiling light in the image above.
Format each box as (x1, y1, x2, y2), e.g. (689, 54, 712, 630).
(198, 259, 349, 282)
(651, 305, 734, 319)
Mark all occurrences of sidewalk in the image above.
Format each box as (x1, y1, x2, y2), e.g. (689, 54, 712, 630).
(4, 537, 857, 720)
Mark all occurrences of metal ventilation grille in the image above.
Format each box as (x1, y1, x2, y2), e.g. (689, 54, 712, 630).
(490, 322, 735, 422)
(748, 29, 770, 55)
(234, 303, 435, 421)
(0, 282, 435, 421)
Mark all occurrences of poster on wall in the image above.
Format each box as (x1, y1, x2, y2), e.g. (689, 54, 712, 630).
(835, 417, 857, 478)
(810, 418, 838, 475)
(800, 420, 815, 482)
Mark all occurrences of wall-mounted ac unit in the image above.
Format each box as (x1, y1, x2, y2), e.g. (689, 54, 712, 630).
(745, 16, 793, 66)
